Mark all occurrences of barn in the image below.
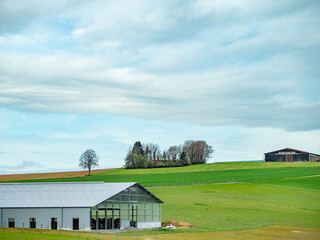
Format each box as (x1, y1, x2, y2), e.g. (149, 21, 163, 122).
(264, 148, 320, 162)
(0, 182, 163, 231)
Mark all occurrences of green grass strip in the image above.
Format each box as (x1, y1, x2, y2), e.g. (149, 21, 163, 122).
(7, 167, 320, 187)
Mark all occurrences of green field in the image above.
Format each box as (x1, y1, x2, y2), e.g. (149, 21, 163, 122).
(96, 161, 320, 175)
(150, 183, 320, 230)
(255, 175, 320, 191)
(9, 166, 320, 188)
(1, 162, 320, 239)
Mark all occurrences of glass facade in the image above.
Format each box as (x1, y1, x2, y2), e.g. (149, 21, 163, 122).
(91, 184, 161, 229)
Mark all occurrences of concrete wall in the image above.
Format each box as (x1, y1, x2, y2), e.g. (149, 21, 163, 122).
(137, 221, 161, 229)
(309, 154, 319, 162)
(120, 220, 130, 229)
(1, 208, 90, 231)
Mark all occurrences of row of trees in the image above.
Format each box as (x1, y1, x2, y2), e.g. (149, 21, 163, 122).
(125, 140, 214, 168)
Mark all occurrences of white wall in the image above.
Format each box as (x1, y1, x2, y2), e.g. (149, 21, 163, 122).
(137, 221, 161, 229)
(120, 220, 130, 229)
(2, 208, 90, 231)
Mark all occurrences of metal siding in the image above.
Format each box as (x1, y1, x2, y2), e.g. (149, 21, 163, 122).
(0, 182, 136, 208)
(2, 208, 90, 230)
(265, 153, 282, 162)
(1, 208, 3, 227)
(62, 208, 90, 230)
(265, 152, 311, 162)
(3, 208, 61, 229)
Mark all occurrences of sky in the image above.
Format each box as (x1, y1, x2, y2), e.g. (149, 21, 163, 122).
(0, 0, 320, 174)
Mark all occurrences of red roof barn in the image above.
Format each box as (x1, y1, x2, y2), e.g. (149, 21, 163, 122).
(264, 148, 320, 162)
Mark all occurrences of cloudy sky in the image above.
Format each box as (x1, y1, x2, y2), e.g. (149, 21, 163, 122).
(0, 0, 320, 174)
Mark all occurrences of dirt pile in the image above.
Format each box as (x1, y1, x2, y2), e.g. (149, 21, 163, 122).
(162, 220, 193, 229)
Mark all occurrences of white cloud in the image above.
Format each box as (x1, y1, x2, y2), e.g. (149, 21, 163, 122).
(0, 0, 319, 131)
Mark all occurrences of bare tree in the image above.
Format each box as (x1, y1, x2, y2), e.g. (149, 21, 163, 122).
(147, 143, 161, 161)
(143, 144, 152, 161)
(167, 145, 182, 161)
(183, 140, 214, 164)
(124, 146, 133, 168)
(183, 140, 197, 164)
(79, 149, 99, 176)
(161, 150, 167, 161)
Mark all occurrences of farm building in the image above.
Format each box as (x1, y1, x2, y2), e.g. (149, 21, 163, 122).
(0, 182, 163, 231)
(264, 148, 320, 162)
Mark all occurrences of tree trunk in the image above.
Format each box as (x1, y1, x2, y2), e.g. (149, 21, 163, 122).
(88, 167, 91, 176)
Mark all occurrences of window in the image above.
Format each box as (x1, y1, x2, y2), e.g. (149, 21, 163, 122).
(30, 218, 36, 228)
(51, 218, 57, 230)
(8, 218, 15, 228)
(73, 218, 79, 230)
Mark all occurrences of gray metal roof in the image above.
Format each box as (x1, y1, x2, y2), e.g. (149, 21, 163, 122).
(0, 182, 139, 208)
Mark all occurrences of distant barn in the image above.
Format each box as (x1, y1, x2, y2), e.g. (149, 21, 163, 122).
(264, 148, 320, 162)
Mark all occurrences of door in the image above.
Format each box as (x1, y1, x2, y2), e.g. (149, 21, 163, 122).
(106, 209, 121, 229)
(91, 209, 107, 230)
(113, 209, 120, 229)
(51, 218, 57, 230)
(91, 210, 96, 229)
(130, 205, 137, 227)
(73, 218, 79, 230)
(98, 209, 106, 229)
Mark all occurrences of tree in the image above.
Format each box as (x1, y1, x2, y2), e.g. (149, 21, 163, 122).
(183, 140, 214, 164)
(131, 154, 149, 168)
(167, 145, 182, 161)
(124, 146, 134, 168)
(143, 144, 152, 160)
(161, 150, 167, 161)
(79, 149, 99, 176)
(179, 151, 188, 165)
(132, 141, 144, 156)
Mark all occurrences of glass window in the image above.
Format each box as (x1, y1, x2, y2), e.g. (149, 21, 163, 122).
(153, 204, 160, 210)
(51, 218, 57, 230)
(137, 214, 145, 221)
(8, 218, 15, 228)
(30, 218, 36, 228)
(138, 195, 145, 202)
(73, 218, 79, 230)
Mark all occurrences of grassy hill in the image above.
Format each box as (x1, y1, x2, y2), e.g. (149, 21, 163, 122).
(1, 161, 319, 239)
(95, 161, 320, 175)
(5, 162, 320, 190)
(153, 182, 320, 230)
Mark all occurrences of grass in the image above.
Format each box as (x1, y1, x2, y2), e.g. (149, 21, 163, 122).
(149, 183, 320, 230)
(254, 175, 320, 191)
(8, 167, 320, 187)
(1, 161, 319, 239)
(94, 161, 320, 176)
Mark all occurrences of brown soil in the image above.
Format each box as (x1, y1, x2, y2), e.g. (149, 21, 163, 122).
(0, 168, 117, 182)
(162, 219, 193, 229)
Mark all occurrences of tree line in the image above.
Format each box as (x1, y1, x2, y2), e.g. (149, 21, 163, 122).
(124, 140, 214, 168)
